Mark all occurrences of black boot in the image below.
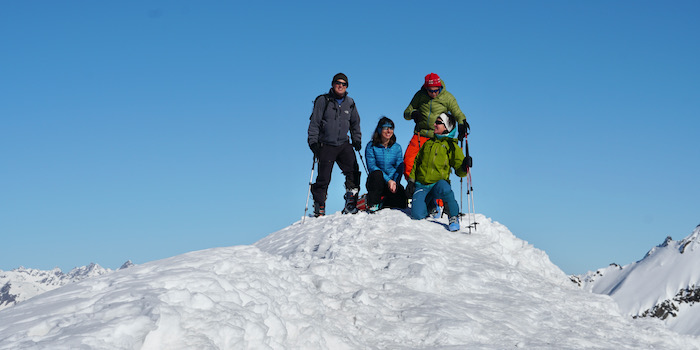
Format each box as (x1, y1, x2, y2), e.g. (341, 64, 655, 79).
(313, 201, 325, 217)
(342, 189, 359, 214)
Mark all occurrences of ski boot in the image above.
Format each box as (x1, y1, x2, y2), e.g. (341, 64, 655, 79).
(313, 201, 325, 217)
(430, 205, 443, 219)
(342, 189, 359, 214)
(448, 216, 460, 232)
(428, 198, 443, 219)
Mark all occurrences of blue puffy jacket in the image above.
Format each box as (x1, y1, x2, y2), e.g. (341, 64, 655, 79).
(365, 141, 404, 183)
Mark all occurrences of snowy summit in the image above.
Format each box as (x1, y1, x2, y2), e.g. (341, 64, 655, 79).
(0, 210, 697, 349)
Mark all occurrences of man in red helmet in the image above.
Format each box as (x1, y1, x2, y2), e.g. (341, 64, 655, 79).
(403, 73, 469, 198)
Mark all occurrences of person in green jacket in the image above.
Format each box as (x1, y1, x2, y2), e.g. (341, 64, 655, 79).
(408, 113, 470, 231)
(402, 73, 469, 183)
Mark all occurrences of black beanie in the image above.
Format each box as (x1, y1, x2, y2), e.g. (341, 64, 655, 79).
(332, 73, 348, 87)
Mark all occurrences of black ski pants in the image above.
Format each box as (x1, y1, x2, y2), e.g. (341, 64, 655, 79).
(366, 170, 408, 209)
(312, 142, 360, 204)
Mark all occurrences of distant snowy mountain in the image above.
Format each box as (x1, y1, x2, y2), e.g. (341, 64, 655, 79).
(0, 211, 697, 349)
(0, 261, 133, 311)
(575, 224, 700, 336)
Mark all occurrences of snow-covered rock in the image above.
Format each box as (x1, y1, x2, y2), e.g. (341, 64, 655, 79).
(578, 224, 700, 336)
(0, 211, 697, 349)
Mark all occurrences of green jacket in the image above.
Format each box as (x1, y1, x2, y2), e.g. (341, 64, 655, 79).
(409, 134, 468, 185)
(403, 80, 467, 138)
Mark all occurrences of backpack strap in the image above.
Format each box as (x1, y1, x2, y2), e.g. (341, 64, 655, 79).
(310, 93, 332, 120)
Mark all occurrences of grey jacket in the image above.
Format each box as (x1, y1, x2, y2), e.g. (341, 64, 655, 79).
(308, 89, 361, 147)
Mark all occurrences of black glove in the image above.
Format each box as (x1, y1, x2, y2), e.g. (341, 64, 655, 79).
(310, 143, 320, 157)
(405, 181, 415, 199)
(461, 156, 473, 172)
(458, 122, 470, 141)
(411, 110, 423, 122)
(353, 141, 361, 152)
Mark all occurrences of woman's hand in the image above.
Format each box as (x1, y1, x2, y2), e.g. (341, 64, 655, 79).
(388, 180, 397, 193)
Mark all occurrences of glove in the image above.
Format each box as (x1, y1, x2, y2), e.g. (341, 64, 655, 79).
(310, 142, 320, 157)
(353, 141, 361, 152)
(411, 110, 423, 122)
(405, 181, 415, 199)
(461, 156, 473, 172)
(458, 122, 470, 141)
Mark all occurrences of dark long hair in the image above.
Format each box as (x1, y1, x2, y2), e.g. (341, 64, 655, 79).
(372, 116, 396, 147)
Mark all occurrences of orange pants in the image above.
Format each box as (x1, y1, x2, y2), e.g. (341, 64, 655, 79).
(404, 134, 443, 207)
(403, 134, 429, 180)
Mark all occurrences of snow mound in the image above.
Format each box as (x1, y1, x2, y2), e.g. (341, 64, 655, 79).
(0, 211, 697, 349)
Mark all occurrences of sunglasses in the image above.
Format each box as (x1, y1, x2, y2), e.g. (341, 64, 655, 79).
(334, 81, 348, 87)
(435, 120, 444, 125)
(382, 126, 394, 130)
(427, 88, 441, 93)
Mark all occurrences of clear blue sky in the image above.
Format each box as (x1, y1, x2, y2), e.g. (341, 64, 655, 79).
(2, 1, 698, 275)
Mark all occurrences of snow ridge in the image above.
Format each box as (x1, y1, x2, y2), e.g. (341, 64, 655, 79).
(0, 211, 697, 349)
(578, 224, 700, 336)
(0, 262, 132, 311)
(679, 224, 700, 254)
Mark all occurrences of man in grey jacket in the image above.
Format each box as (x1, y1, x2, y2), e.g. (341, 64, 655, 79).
(307, 72, 362, 217)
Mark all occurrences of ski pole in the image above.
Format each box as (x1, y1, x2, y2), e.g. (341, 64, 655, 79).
(355, 148, 369, 174)
(460, 138, 464, 217)
(302, 156, 317, 224)
(467, 172, 477, 233)
(463, 134, 477, 233)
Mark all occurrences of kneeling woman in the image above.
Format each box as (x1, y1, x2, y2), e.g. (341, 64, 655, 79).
(364, 117, 408, 212)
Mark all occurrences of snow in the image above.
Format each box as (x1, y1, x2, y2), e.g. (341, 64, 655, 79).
(0, 210, 698, 349)
(579, 224, 700, 336)
(0, 263, 117, 311)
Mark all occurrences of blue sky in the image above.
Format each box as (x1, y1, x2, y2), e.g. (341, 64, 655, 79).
(2, 1, 698, 275)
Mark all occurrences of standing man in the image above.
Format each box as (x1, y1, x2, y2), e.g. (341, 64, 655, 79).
(403, 73, 468, 195)
(308, 73, 362, 217)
